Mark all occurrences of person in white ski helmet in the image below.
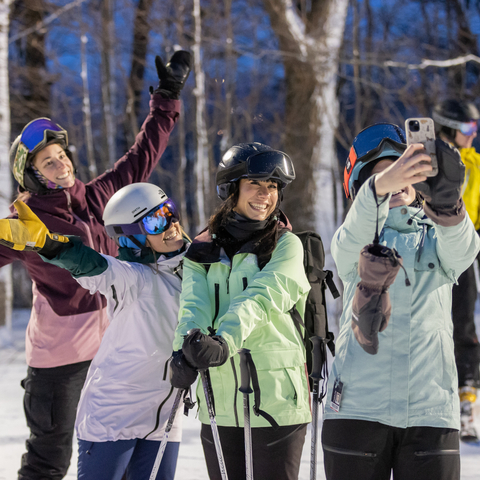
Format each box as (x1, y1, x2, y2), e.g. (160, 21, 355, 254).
(170, 142, 312, 480)
(2, 50, 191, 480)
(433, 98, 480, 444)
(321, 123, 480, 480)
(0, 182, 191, 480)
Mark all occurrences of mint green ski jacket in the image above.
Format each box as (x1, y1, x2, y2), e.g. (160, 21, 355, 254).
(325, 180, 480, 430)
(173, 229, 312, 428)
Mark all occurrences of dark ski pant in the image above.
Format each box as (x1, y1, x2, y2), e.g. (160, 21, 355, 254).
(77, 438, 179, 480)
(452, 261, 480, 388)
(322, 419, 460, 480)
(201, 422, 307, 480)
(18, 360, 91, 480)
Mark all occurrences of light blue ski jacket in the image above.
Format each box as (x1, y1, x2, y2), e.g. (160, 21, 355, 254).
(324, 180, 480, 429)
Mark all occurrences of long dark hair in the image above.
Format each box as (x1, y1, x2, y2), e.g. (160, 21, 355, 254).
(207, 181, 281, 258)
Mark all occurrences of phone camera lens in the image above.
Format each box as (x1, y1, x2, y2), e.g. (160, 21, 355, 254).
(409, 120, 420, 132)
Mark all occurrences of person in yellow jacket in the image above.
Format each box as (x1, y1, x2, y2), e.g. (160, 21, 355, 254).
(433, 98, 480, 444)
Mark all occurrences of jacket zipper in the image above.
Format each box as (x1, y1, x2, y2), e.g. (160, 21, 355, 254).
(143, 385, 174, 439)
(322, 444, 377, 458)
(212, 284, 220, 330)
(414, 449, 459, 457)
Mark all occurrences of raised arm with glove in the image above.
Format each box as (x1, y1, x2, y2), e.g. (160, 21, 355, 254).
(0, 200, 70, 257)
(150, 50, 192, 99)
(415, 139, 466, 226)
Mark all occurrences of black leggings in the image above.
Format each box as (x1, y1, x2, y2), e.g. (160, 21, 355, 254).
(201, 423, 307, 480)
(18, 361, 91, 480)
(452, 262, 480, 387)
(322, 419, 460, 480)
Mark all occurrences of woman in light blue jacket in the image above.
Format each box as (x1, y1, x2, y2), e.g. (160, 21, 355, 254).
(322, 124, 480, 480)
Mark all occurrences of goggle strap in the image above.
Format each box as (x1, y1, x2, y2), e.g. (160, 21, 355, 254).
(432, 111, 476, 131)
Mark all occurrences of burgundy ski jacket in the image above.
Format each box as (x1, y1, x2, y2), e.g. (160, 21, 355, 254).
(0, 95, 180, 368)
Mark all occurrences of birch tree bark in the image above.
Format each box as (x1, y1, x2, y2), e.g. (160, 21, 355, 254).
(263, 0, 349, 245)
(80, 33, 97, 180)
(100, 0, 117, 167)
(0, 0, 13, 343)
(192, 0, 209, 231)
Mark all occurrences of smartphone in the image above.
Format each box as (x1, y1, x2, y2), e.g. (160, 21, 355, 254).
(405, 117, 438, 177)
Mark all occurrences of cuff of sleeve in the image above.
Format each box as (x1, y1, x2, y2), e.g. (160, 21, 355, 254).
(149, 95, 181, 113)
(423, 199, 466, 227)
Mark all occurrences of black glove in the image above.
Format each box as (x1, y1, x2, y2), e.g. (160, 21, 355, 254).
(150, 50, 192, 99)
(182, 329, 230, 370)
(415, 139, 465, 208)
(170, 350, 198, 389)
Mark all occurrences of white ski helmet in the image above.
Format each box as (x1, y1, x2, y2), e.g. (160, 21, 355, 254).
(103, 183, 178, 247)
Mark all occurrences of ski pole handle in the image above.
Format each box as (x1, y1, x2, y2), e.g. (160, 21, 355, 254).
(238, 348, 253, 394)
(310, 336, 324, 382)
(309, 336, 324, 480)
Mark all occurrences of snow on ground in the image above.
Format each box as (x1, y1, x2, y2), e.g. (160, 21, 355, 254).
(1, 308, 480, 480)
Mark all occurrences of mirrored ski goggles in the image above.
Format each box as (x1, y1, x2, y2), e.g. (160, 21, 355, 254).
(19, 118, 68, 153)
(106, 199, 180, 238)
(217, 150, 296, 186)
(350, 123, 406, 161)
(459, 121, 478, 136)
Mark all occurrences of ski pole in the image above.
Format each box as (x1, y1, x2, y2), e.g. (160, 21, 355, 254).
(149, 388, 184, 480)
(238, 348, 254, 480)
(309, 336, 326, 480)
(200, 369, 229, 480)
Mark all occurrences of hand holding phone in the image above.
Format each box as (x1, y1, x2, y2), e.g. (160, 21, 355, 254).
(405, 118, 438, 177)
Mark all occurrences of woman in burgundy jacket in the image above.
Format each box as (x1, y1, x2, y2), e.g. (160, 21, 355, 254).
(3, 51, 191, 480)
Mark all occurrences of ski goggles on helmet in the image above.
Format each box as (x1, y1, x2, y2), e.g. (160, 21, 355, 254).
(105, 199, 180, 238)
(216, 150, 296, 187)
(344, 123, 407, 199)
(432, 111, 478, 136)
(19, 118, 68, 154)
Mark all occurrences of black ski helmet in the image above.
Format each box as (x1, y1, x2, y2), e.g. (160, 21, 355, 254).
(216, 142, 295, 201)
(432, 99, 480, 143)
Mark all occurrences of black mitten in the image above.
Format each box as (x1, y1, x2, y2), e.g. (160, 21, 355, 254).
(150, 50, 192, 99)
(170, 350, 198, 389)
(415, 139, 466, 225)
(182, 329, 229, 370)
(351, 244, 403, 355)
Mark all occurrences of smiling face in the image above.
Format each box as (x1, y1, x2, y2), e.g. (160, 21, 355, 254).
(371, 159, 417, 208)
(233, 178, 279, 221)
(146, 221, 184, 253)
(32, 143, 75, 188)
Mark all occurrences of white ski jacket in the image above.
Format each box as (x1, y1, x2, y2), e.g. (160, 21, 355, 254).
(71, 250, 186, 442)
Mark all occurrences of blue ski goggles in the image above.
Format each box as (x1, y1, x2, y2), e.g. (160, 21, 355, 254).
(344, 123, 407, 199)
(217, 150, 296, 187)
(19, 118, 68, 153)
(105, 199, 180, 238)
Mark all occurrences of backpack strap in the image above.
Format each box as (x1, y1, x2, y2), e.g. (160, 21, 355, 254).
(244, 353, 280, 430)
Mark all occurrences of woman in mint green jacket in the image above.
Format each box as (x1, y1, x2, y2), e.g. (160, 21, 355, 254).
(171, 143, 311, 480)
(322, 124, 480, 480)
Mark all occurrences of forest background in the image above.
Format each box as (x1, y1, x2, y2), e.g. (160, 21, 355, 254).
(1, 0, 480, 335)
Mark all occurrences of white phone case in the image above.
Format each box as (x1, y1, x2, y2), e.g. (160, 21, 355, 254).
(405, 117, 438, 176)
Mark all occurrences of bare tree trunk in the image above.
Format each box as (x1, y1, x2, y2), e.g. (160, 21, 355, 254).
(0, 0, 13, 343)
(125, 0, 154, 146)
(192, 0, 209, 231)
(100, 0, 117, 168)
(262, 0, 349, 243)
(80, 33, 97, 179)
